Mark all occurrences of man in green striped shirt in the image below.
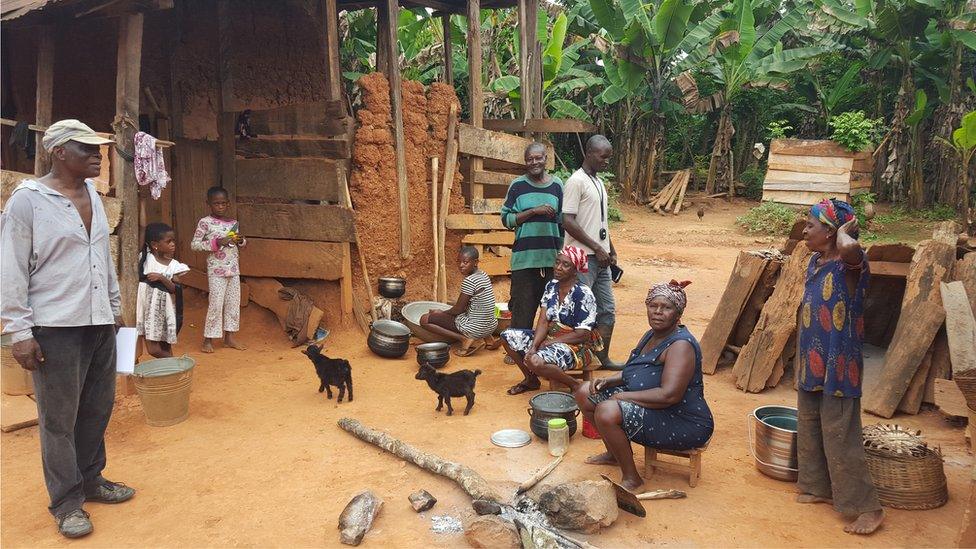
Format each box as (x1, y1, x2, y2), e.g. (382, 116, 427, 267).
(500, 143, 563, 331)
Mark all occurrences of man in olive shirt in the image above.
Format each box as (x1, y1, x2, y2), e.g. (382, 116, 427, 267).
(1, 120, 136, 538)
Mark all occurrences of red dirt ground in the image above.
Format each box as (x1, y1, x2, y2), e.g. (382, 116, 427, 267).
(1, 200, 971, 547)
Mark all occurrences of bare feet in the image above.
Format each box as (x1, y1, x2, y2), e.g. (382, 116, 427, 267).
(484, 336, 502, 350)
(620, 475, 645, 492)
(201, 340, 215, 353)
(584, 452, 618, 465)
(224, 334, 247, 351)
(796, 493, 833, 504)
(844, 509, 884, 535)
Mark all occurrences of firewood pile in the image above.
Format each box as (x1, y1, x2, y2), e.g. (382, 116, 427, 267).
(701, 221, 976, 418)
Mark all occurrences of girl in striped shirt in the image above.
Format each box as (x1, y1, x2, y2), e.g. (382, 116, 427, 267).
(420, 246, 499, 357)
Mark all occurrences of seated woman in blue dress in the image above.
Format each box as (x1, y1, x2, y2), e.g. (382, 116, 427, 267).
(574, 280, 714, 491)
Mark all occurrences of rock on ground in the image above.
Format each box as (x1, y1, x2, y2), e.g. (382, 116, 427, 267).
(465, 515, 520, 549)
(338, 490, 383, 546)
(472, 499, 502, 515)
(538, 480, 618, 534)
(408, 490, 437, 512)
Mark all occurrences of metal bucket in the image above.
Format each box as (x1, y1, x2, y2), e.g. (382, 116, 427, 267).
(748, 405, 798, 482)
(133, 356, 195, 427)
(1, 334, 34, 396)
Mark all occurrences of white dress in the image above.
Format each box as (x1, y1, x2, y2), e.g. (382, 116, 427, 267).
(136, 254, 190, 344)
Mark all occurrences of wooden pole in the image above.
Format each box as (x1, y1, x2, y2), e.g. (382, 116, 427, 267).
(438, 104, 459, 301)
(216, 0, 236, 209)
(340, 168, 377, 326)
(467, 0, 484, 203)
(431, 157, 440, 300)
(375, 3, 390, 76)
(517, 0, 532, 136)
(34, 25, 54, 177)
(383, 0, 411, 259)
(114, 13, 144, 326)
(323, 0, 342, 101)
(442, 15, 453, 85)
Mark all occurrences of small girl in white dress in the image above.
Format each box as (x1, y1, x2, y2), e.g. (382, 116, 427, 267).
(137, 222, 190, 358)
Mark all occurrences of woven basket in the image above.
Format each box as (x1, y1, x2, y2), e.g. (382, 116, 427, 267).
(863, 425, 947, 510)
(955, 370, 976, 409)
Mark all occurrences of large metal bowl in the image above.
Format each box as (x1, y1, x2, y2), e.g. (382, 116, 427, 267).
(367, 319, 411, 358)
(416, 342, 450, 369)
(400, 301, 452, 342)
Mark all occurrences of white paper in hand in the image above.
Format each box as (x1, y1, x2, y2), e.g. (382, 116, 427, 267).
(115, 328, 138, 374)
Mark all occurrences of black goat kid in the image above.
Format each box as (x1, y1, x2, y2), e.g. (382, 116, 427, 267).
(414, 362, 481, 416)
(302, 344, 353, 403)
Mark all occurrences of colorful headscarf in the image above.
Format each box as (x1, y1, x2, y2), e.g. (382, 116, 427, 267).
(646, 279, 692, 314)
(810, 198, 858, 238)
(559, 245, 589, 273)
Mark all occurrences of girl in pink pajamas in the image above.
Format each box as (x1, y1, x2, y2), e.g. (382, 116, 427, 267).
(191, 186, 247, 353)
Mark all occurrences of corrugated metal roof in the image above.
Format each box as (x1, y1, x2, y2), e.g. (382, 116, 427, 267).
(0, 0, 62, 21)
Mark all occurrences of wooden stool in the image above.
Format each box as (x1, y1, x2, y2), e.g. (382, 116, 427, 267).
(547, 369, 592, 392)
(643, 445, 707, 487)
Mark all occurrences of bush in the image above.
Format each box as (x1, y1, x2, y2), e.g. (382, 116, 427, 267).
(736, 201, 801, 235)
(739, 166, 766, 199)
(850, 192, 876, 227)
(767, 120, 794, 140)
(828, 111, 884, 152)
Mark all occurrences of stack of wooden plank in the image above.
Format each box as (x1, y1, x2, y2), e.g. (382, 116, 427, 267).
(761, 139, 874, 206)
(864, 222, 965, 418)
(647, 169, 691, 215)
(700, 249, 785, 375)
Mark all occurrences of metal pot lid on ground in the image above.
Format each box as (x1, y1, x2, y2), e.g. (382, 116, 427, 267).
(491, 429, 532, 448)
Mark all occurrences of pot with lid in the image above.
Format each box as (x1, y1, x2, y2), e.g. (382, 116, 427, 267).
(528, 391, 580, 440)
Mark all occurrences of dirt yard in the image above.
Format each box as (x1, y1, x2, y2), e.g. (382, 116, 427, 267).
(1, 199, 970, 548)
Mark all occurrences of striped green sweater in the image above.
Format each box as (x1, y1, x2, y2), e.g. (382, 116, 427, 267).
(500, 175, 564, 271)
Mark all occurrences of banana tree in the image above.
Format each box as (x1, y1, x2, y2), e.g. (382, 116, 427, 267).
(488, 11, 605, 122)
(676, 0, 832, 195)
(935, 110, 976, 231)
(583, 0, 725, 201)
(817, 0, 949, 204)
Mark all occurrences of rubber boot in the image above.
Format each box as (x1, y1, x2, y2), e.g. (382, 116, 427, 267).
(594, 324, 623, 370)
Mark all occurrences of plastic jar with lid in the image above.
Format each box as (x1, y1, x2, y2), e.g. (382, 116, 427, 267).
(547, 418, 569, 456)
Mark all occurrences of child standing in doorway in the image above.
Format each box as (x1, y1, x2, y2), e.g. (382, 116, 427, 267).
(137, 222, 190, 358)
(192, 186, 247, 353)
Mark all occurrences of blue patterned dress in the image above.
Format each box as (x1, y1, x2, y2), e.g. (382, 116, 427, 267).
(797, 253, 869, 398)
(590, 326, 714, 450)
(500, 279, 598, 370)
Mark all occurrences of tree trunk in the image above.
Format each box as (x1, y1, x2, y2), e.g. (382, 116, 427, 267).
(337, 418, 503, 502)
(625, 120, 642, 202)
(639, 115, 664, 203)
(880, 73, 913, 202)
(706, 104, 734, 195)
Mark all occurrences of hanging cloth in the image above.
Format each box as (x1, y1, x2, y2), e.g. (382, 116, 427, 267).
(8, 120, 35, 159)
(133, 131, 170, 199)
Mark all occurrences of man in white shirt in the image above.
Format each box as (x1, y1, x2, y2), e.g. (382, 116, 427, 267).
(561, 135, 621, 369)
(1, 120, 136, 539)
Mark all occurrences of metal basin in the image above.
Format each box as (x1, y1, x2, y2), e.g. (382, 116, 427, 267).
(401, 301, 452, 342)
(749, 405, 798, 482)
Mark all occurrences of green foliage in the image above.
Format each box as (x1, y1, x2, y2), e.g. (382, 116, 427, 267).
(850, 191, 876, 226)
(828, 111, 885, 151)
(738, 166, 766, 199)
(767, 120, 793, 139)
(736, 201, 801, 235)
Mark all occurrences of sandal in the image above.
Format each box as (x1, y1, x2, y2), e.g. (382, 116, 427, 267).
(484, 336, 502, 350)
(454, 339, 486, 357)
(506, 379, 540, 395)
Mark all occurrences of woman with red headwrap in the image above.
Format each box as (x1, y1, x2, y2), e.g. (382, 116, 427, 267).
(574, 279, 713, 492)
(500, 246, 603, 395)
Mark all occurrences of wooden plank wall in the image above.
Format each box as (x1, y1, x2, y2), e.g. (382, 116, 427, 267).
(761, 139, 874, 206)
(172, 139, 220, 273)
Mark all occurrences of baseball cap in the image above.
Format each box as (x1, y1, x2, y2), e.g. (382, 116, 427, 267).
(41, 119, 114, 152)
